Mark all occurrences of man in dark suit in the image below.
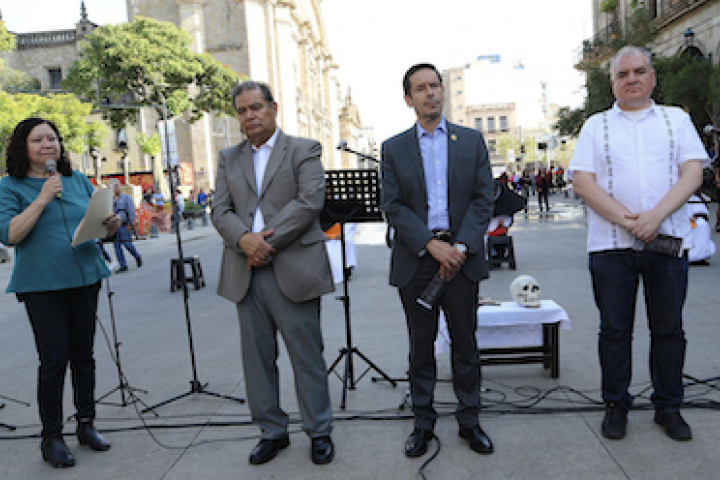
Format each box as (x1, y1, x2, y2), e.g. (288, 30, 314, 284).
(381, 63, 495, 457)
(212, 81, 335, 466)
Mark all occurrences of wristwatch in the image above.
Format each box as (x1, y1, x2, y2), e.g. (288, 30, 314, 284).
(455, 243, 467, 254)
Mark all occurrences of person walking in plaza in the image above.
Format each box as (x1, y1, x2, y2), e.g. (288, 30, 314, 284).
(381, 63, 495, 458)
(212, 81, 336, 466)
(109, 179, 142, 273)
(570, 46, 708, 442)
(536, 167, 550, 211)
(0, 118, 120, 468)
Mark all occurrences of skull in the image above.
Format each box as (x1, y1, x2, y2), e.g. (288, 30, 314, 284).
(509, 275, 542, 308)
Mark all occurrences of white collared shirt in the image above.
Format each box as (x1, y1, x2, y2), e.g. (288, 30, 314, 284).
(251, 128, 279, 232)
(569, 102, 709, 253)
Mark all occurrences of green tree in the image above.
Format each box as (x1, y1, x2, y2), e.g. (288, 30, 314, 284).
(63, 16, 238, 131)
(0, 20, 14, 53)
(0, 92, 105, 173)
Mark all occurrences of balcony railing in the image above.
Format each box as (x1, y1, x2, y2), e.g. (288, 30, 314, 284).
(17, 30, 76, 49)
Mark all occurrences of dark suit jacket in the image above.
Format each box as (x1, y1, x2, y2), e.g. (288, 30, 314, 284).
(381, 122, 494, 288)
(211, 130, 335, 303)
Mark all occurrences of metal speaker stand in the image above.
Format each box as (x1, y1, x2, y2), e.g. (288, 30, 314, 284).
(95, 275, 151, 410)
(322, 169, 396, 409)
(141, 163, 244, 414)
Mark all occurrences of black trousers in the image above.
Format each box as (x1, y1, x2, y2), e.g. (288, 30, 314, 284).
(538, 190, 550, 211)
(399, 256, 481, 430)
(22, 283, 101, 437)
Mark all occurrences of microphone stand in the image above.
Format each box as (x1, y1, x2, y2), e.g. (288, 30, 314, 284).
(142, 101, 244, 413)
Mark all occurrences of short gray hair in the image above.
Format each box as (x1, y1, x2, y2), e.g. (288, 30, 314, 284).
(610, 46, 653, 79)
(231, 81, 275, 108)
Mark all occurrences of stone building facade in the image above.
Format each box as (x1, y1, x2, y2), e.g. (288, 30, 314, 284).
(128, 0, 362, 185)
(443, 58, 559, 172)
(3, 0, 364, 191)
(576, 0, 719, 68)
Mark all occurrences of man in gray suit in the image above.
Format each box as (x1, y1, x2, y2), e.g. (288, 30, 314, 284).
(212, 81, 335, 466)
(381, 63, 495, 457)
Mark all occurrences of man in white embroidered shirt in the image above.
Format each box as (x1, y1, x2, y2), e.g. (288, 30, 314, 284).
(569, 46, 708, 442)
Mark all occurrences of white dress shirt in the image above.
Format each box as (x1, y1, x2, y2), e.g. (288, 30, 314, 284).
(569, 102, 708, 253)
(251, 128, 279, 233)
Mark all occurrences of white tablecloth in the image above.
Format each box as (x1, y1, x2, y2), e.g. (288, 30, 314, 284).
(435, 300, 571, 354)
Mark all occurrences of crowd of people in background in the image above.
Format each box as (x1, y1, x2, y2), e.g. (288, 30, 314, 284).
(497, 165, 567, 211)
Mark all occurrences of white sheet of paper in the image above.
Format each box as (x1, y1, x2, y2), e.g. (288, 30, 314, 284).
(71, 187, 113, 247)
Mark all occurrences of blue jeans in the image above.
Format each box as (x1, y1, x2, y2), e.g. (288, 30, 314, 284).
(589, 250, 688, 413)
(114, 225, 141, 268)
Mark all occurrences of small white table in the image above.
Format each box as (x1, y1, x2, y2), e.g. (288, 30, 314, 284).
(435, 300, 571, 377)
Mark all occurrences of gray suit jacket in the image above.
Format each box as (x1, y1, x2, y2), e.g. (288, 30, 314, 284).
(212, 130, 335, 303)
(381, 122, 494, 288)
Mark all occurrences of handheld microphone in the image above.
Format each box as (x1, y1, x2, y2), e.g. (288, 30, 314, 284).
(703, 125, 719, 135)
(45, 160, 62, 199)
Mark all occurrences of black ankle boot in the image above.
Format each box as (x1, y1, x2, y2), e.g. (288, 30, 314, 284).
(41, 435, 76, 468)
(77, 420, 111, 451)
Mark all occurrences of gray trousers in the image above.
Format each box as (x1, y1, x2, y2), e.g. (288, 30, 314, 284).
(236, 266, 333, 440)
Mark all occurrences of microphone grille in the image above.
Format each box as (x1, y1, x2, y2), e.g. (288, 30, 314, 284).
(45, 160, 57, 173)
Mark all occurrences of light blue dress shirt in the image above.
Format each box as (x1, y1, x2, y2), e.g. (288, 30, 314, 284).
(417, 118, 449, 231)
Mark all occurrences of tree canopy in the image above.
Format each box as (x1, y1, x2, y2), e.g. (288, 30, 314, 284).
(63, 16, 239, 131)
(0, 93, 105, 173)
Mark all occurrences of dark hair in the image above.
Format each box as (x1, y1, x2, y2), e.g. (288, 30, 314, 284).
(6, 118, 72, 178)
(231, 81, 275, 108)
(403, 63, 442, 97)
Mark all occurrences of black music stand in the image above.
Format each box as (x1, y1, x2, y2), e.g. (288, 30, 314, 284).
(323, 169, 397, 409)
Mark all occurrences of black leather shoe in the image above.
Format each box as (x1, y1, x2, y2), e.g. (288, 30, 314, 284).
(311, 435, 334, 465)
(77, 421, 111, 451)
(602, 403, 628, 440)
(41, 436, 76, 468)
(136, 256, 143, 268)
(249, 435, 290, 465)
(117, 266, 128, 273)
(459, 426, 494, 454)
(654, 411, 692, 441)
(405, 428, 433, 458)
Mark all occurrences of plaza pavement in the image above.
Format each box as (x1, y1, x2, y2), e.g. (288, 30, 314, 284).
(1, 193, 720, 479)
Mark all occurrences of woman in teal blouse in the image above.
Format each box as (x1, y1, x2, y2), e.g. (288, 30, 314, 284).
(0, 118, 121, 468)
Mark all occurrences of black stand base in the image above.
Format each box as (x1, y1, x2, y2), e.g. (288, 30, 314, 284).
(0, 404, 16, 431)
(141, 380, 244, 414)
(328, 345, 397, 410)
(97, 382, 151, 410)
(0, 394, 29, 431)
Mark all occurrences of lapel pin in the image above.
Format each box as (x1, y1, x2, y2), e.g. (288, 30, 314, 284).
(451, 134, 457, 142)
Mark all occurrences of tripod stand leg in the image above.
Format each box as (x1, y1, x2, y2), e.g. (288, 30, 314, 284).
(353, 348, 397, 387)
(0, 404, 17, 431)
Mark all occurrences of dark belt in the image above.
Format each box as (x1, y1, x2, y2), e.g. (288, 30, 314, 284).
(432, 229, 453, 243)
